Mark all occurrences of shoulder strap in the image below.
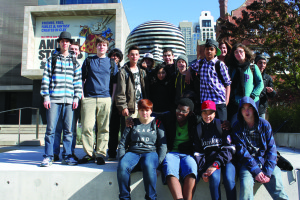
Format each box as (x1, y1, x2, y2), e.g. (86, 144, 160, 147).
(84, 56, 93, 79)
(156, 119, 161, 128)
(215, 118, 223, 135)
(215, 60, 225, 85)
(72, 56, 77, 71)
(110, 58, 115, 76)
(198, 59, 205, 72)
(51, 53, 59, 77)
(197, 119, 223, 139)
(250, 63, 255, 74)
(250, 63, 255, 84)
(197, 123, 202, 140)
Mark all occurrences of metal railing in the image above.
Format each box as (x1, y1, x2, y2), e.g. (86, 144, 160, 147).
(0, 107, 40, 146)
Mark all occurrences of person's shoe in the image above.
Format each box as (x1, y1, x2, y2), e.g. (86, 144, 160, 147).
(96, 157, 105, 165)
(53, 154, 59, 162)
(62, 157, 78, 165)
(72, 153, 78, 161)
(78, 155, 95, 164)
(40, 157, 52, 167)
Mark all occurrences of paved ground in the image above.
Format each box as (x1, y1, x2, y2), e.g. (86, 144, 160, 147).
(0, 145, 299, 171)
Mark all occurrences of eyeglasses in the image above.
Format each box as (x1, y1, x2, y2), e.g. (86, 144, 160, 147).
(234, 50, 244, 55)
(176, 109, 189, 114)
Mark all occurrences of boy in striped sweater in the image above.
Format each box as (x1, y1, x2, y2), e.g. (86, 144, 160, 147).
(40, 31, 82, 167)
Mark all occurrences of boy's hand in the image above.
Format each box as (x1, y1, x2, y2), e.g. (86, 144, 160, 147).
(122, 108, 129, 116)
(255, 172, 266, 183)
(142, 62, 147, 69)
(221, 120, 231, 130)
(43, 101, 51, 109)
(205, 165, 217, 176)
(202, 173, 209, 182)
(266, 87, 273, 93)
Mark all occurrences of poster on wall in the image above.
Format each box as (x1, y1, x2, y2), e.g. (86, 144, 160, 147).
(35, 15, 115, 69)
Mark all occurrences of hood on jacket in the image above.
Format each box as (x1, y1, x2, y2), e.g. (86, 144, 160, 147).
(237, 96, 259, 123)
(175, 54, 189, 68)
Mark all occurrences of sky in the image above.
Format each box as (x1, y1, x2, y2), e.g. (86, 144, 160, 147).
(122, 0, 245, 31)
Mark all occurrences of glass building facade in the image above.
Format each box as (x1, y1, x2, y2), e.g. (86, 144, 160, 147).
(0, 0, 39, 124)
(60, 0, 118, 4)
(0, 0, 120, 124)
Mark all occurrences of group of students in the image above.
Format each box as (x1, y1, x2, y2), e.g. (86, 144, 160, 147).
(40, 31, 288, 200)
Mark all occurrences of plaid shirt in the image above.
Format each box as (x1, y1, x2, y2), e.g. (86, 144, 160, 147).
(244, 124, 261, 156)
(190, 57, 231, 104)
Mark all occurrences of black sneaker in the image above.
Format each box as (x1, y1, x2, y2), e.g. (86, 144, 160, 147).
(96, 157, 105, 165)
(72, 153, 79, 161)
(53, 154, 59, 162)
(78, 155, 95, 164)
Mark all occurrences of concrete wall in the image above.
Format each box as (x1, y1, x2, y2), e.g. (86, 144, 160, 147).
(274, 133, 300, 150)
(1, 167, 298, 200)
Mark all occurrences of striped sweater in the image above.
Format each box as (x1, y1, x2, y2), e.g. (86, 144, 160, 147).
(40, 53, 82, 104)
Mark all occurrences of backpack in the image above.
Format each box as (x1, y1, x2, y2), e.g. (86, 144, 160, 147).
(84, 56, 116, 79)
(51, 51, 77, 76)
(196, 118, 222, 140)
(196, 59, 226, 85)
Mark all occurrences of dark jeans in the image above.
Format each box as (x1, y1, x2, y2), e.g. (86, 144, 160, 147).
(209, 162, 236, 200)
(216, 103, 227, 121)
(108, 102, 125, 158)
(117, 152, 159, 200)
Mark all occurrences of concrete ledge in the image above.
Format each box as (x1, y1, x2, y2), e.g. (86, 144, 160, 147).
(0, 141, 17, 146)
(274, 132, 300, 149)
(0, 146, 299, 200)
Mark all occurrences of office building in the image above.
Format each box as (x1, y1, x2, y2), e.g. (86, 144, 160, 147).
(199, 11, 216, 41)
(179, 21, 193, 55)
(0, 0, 129, 124)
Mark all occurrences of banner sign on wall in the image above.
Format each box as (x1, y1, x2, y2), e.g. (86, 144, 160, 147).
(35, 15, 115, 69)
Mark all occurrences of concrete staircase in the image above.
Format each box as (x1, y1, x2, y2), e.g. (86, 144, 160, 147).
(0, 125, 46, 145)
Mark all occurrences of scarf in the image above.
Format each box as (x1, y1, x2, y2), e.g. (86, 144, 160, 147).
(232, 60, 251, 97)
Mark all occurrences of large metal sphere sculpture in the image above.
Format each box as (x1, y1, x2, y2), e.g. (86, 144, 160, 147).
(124, 20, 186, 63)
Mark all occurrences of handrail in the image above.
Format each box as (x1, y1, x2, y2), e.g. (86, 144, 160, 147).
(0, 107, 40, 146)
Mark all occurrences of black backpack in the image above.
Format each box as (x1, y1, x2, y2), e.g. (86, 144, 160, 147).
(83, 56, 116, 79)
(196, 59, 226, 86)
(51, 51, 77, 76)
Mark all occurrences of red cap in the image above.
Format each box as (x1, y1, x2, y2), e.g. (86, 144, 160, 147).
(201, 100, 216, 111)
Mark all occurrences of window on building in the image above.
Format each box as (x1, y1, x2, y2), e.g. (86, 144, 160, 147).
(202, 20, 211, 27)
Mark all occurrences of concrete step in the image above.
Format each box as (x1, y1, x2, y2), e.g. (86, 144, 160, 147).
(0, 146, 299, 200)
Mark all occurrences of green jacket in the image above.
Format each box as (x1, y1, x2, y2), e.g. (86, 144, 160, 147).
(230, 63, 264, 104)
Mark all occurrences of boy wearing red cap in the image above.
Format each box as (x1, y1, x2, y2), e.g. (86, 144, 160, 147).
(194, 100, 236, 200)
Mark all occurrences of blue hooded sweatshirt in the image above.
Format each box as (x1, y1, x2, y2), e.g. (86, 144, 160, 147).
(232, 96, 277, 178)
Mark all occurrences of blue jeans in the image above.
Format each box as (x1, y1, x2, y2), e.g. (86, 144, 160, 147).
(117, 152, 159, 200)
(208, 162, 236, 200)
(44, 103, 74, 159)
(162, 152, 197, 183)
(53, 103, 79, 155)
(239, 165, 289, 200)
